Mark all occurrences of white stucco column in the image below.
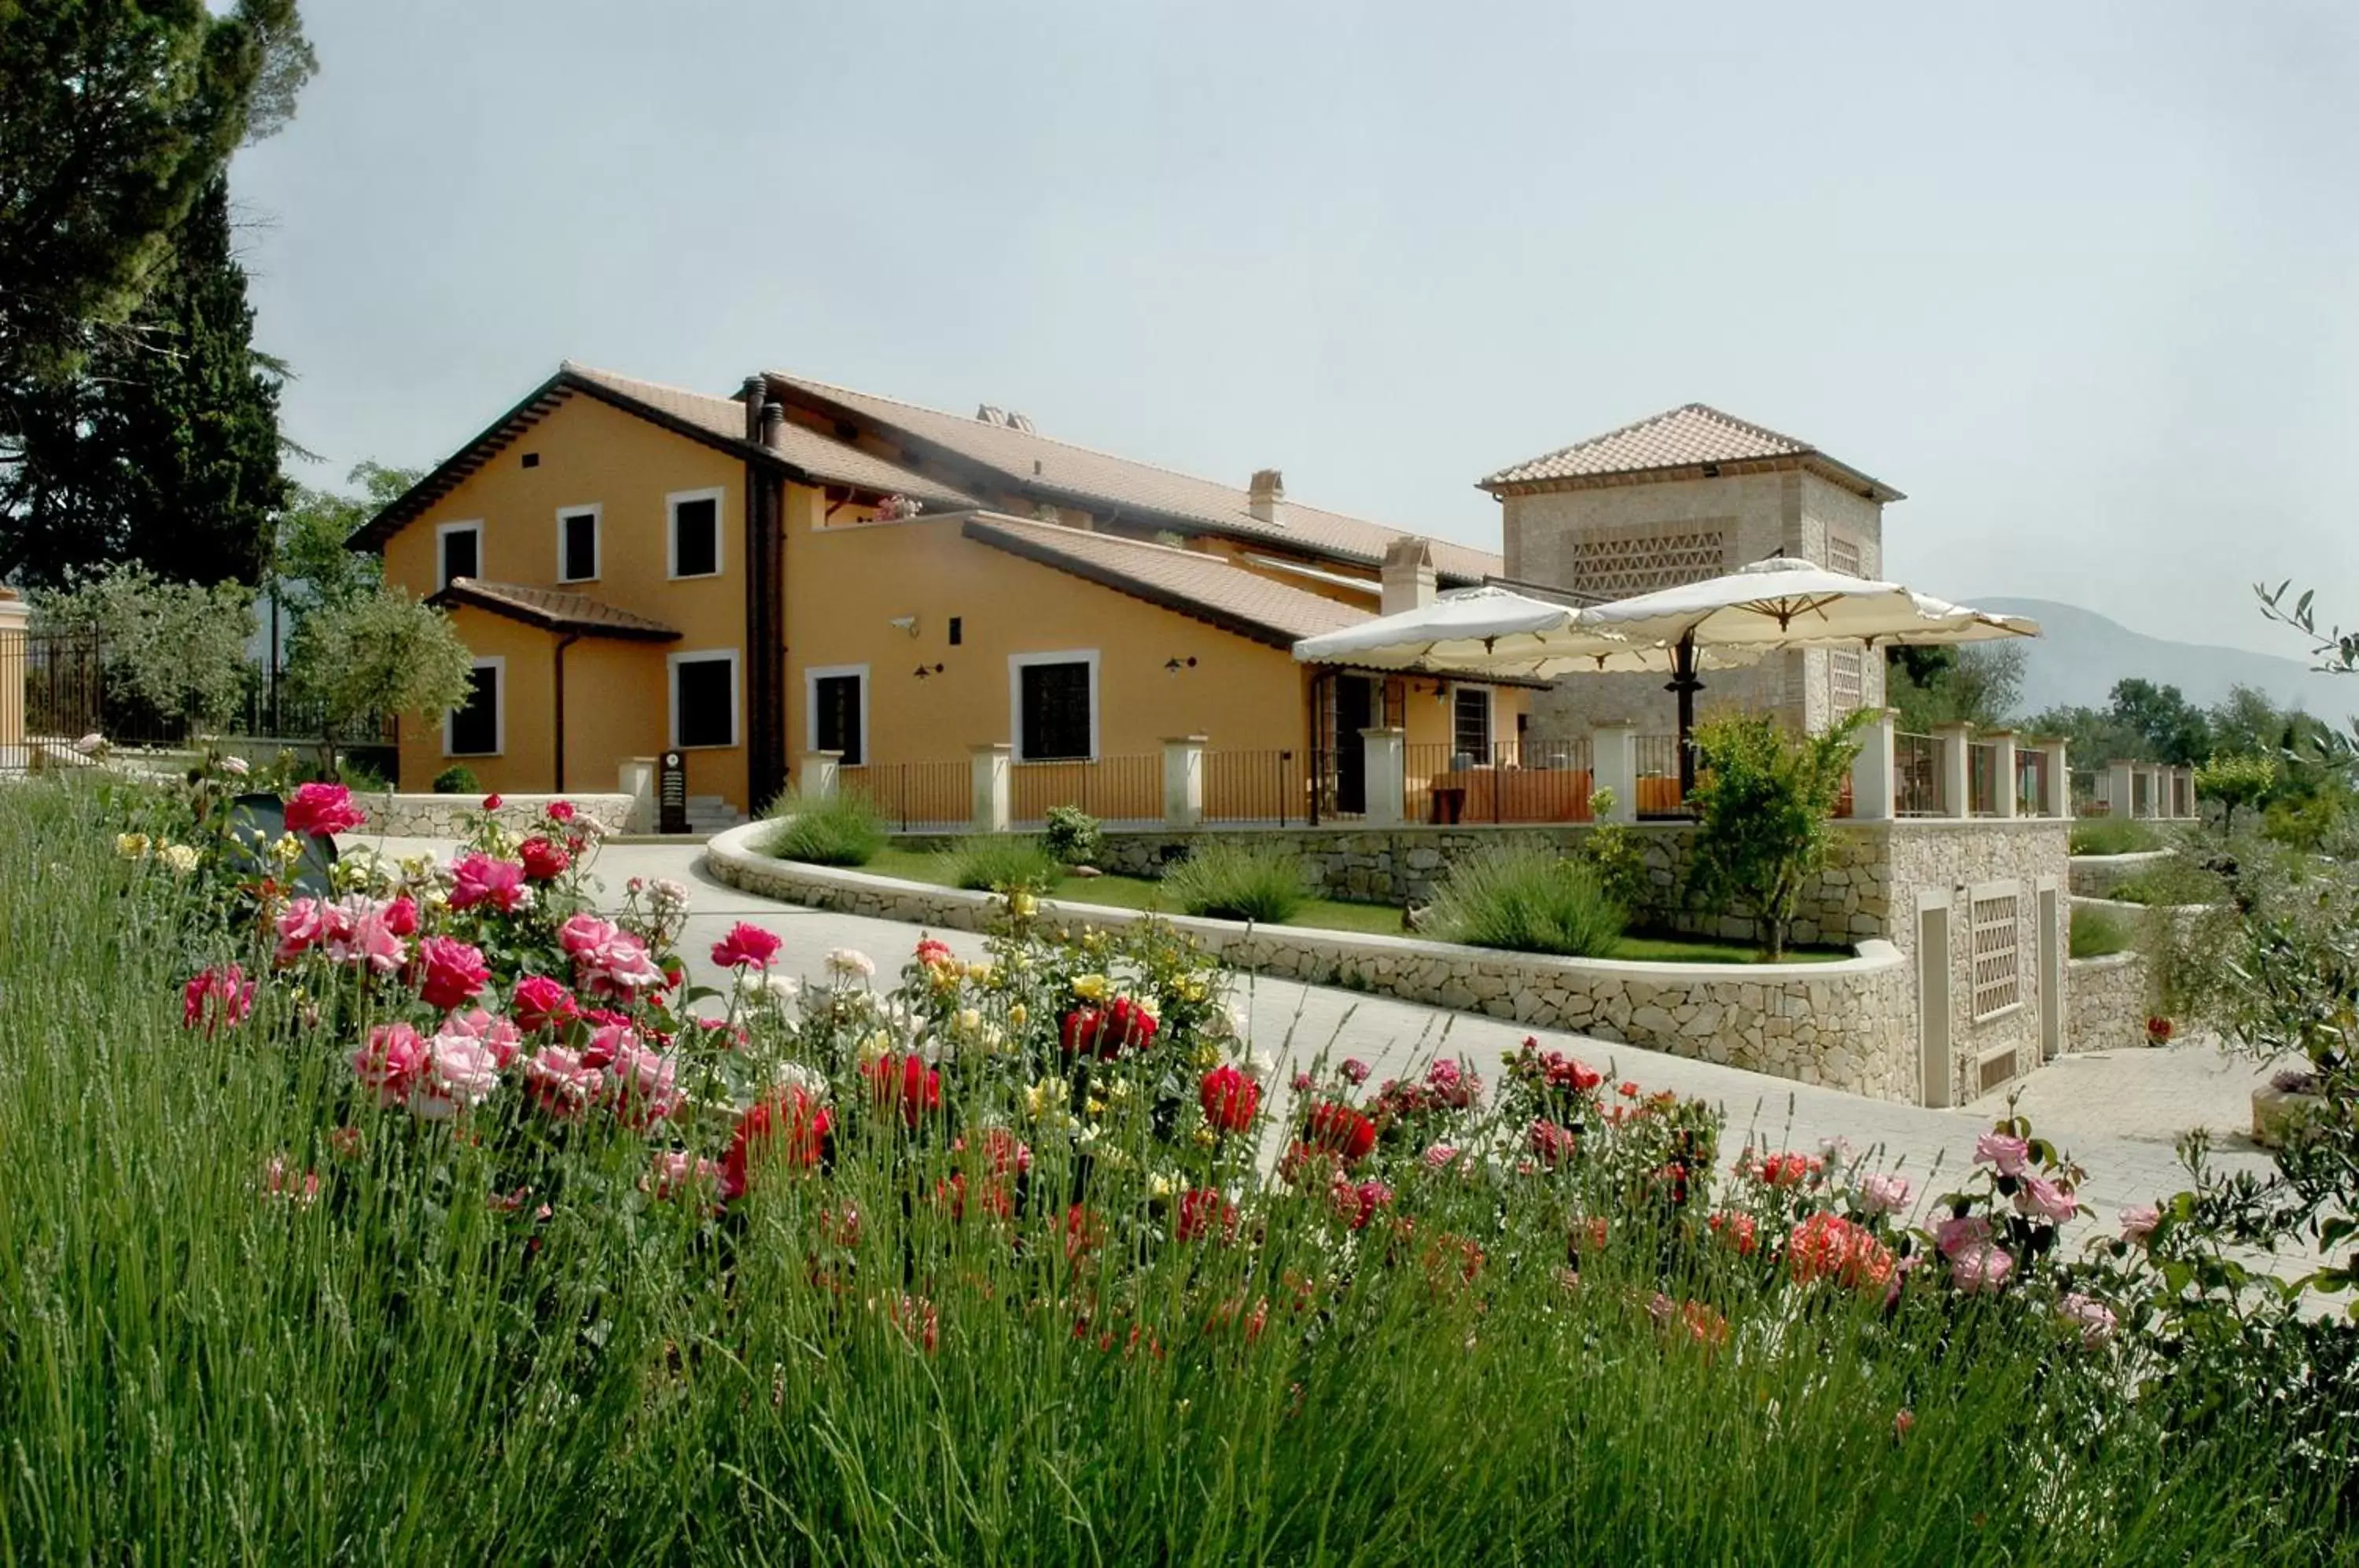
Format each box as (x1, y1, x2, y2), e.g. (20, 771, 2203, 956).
(1360, 727, 1405, 827)
(799, 750, 843, 801)
(2, 590, 34, 765)
(1934, 722, 1974, 819)
(970, 743, 1011, 834)
(616, 756, 657, 834)
(1591, 722, 1639, 823)
(2176, 766, 2195, 819)
(2039, 738, 2070, 819)
(1161, 734, 1206, 828)
(1849, 709, 1897, 822)
(2104, 759, 2136, 819)
(1987, 731, 2019, 819)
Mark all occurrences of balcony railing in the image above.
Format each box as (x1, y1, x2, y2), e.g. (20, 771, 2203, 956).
(1967, 741, 2000, 817)
(1400, 739, 1596, 826)
(840, 761, 969, 832)
(1896, 732, 1942, 816)
(1203, 749, 1301, 826)
(1010, 754, 1161, 826)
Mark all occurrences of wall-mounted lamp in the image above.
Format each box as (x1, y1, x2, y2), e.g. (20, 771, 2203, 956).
(1164, 656, 1198, 674)
(889, 615, 919, 638)
(913, 663, 944, 679)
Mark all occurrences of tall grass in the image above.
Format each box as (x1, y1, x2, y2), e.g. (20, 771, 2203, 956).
(2070, 816, 2163, 856)
(940, 834, 1062, 893)
(2070, 903, 2135, 958)
(1423, 841, 1626, 957)
(0, 782, 2338, 1564)
(1161, 840, 1308, 922)
(762, 786, 888, 866)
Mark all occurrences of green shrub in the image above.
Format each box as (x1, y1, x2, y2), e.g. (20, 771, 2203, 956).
(764, 788, 888, 867)
(2107, 859, 2222, 908)
(1684, 712, 1866, 959)
(2195, 751, 2276, 831)
(1161, 840, 1308, 923)
(942, 835, 1061, 893)
(431, 764, 478, 794)
(2070, 904, 2134, 958)
(2070, 815, 2161, 856)
(1423, 841, 1625, 957)
(1041, 804, 1103, 867)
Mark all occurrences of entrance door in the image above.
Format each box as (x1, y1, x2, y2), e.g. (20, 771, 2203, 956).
(1918, 896, 1953, 1108)
(1334, 675, 1375, 815)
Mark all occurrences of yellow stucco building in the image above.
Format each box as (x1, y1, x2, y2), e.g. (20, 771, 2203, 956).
(354, 363, 1529, 826)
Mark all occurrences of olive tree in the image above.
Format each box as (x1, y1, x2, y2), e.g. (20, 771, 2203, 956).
(283, 585, 473, 770)
(31, 564, 255, 735)
(1683, 711, 1868, 959)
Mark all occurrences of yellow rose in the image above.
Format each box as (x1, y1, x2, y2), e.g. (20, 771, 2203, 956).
(1009, 892, 1038, 919)
(270, 834, 304, 867)
(1008, 1003, 1029, 1029)
(115, 833, 150, 859)
(856, 1031, 892, 1068)
(159, 843, 201, 874)
(1072, 973, 1109, 1002)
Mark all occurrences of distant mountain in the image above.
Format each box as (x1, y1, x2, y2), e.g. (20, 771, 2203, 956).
(1969, 598, 2357, 722)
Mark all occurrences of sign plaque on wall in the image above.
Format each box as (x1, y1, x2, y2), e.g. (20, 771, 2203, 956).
(658, 750, 687, 834)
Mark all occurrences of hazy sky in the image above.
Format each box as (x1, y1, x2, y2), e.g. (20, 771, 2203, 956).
(232, 2, 2359, 657)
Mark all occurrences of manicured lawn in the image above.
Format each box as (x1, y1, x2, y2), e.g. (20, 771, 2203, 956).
(856, 847, 1846, 961)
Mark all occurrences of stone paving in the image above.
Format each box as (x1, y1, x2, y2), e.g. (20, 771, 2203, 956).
(354, 831, 2286, 1239)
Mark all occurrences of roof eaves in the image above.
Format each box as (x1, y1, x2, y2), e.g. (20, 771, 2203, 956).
(959, 518, 1307, 650)
(426, 580, 683, 642)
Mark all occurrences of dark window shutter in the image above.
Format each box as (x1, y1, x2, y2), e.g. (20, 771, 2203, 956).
(1019, 661, 1092, 760)
(813, 675, 863, 764)
(562, 513, 598, 580)
(675, 657, 734, 747)
(448, 665, 499, 755)
(441, 529, 478, 587)
(673, 498, 719, 576)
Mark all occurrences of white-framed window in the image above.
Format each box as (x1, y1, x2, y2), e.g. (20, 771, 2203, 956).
(1827, 534, 1862, 577)
(1970, 880, 2023, 1021)
(436, 520, 483, 590)
(667, 487, 725, 580)
(805, 663, 869, 767)
(669, 649, 740, 749)
(1452, 685, 1492, 762)
(444, 656, 503, 756)
(557, 505, 602, 583)
(1010, 650, 1099, 762)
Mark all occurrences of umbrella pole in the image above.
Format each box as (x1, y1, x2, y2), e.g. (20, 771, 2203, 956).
(1666, 632, 1702, 801)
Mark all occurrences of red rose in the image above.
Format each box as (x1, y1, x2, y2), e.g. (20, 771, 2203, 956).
(863, 1052, 941, 1128)
(1176, 1187, 1237, 1243)
(382, 895, 420, 937)
(1330, 1176, 1391, 1231)
(284, 782, 365, 837)
(511, 974, 580, 1033)
(723, 1088, 830, 1198)
(1305, 1102, 1378, 1164)
(1199, 1066, 1260, 1133)
(519, 836, 572, 882)
(482, 793, 504, 812)
(1529, 1118, 1577, 1170)
(711, 921, 783, 970)
(415, 936, 490, 1011)
(546, 800, 576, 823)
(1786, 1212, 1895, 1292)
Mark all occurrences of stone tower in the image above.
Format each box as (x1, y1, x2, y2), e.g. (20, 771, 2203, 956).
(1478, 403, 1901, 741)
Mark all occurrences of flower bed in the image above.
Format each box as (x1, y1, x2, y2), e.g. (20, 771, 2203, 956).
(0, 769, 2346, 1560)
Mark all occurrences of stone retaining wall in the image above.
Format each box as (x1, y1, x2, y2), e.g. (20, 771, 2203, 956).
(2066, 952, 2152, 1053)
(351, 792, 635, 838)
(707, 823, 1922, 1102)
(2069, 851, 2175, 899)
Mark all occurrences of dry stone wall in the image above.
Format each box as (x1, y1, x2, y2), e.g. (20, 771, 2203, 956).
(2066, 953, 2152, 1055)
(2069, 852, 2174, 899)
(707, 824, 1923, 1102)
(350, 792, 635, 839)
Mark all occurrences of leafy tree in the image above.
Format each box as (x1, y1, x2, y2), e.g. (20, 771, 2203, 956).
(2195, 752, 2276, 832)
(31, 563, 254, 734)
(272, 461, 415, 616)
(2107, 678, 2211, 767)
(284, 585, 473, 765)
(1884, 643, 2024, 731)
(1683, 711, 1867, 959)
(1, 2, 313, 584)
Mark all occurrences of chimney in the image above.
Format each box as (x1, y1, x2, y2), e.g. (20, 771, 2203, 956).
(1380, 536, 1437, 616)
(1247, 468, 1285, 525)
(760, 400, 786, 450)
(741, 375, 767, 443)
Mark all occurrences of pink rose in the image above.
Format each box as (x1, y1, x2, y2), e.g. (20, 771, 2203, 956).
(558, 913, 664, 996)
(382, 895, 419, 937)
(415, 936, 490, 1011)
(352, 1022, 430, 1107)
(285, 782, 366, 837)
(410, 1030, 502, 1119)
(644, 1150, 722, 1202)
(2058, 1292, 2117, 1347)
(322, 896, 407, 974)
(712, 922, 784, 971)
(1948, 1243, 2014, 1294)
(1422, 1143, 1461, 1172)
(274, 897, 336, 964)
(449, 853, 530, 913)
(2011, 1173, 2079, 1224)
(1933, 1213, 1993, 1259)
(511, 974, 580, 1034)
(1857, 1172, 1913, 1216)
(524, 1046, 605, 1118)
(182, 965, 254, 1034)
(1972, 1132, 2031, 1178)
(581, 1018, 636, 1069)
(608, 1043, 682, 1127)
(2118, 1203, 2162, 1242)
(1340, 1058, 1372, 1085)
(440, 1007, 522, 1068)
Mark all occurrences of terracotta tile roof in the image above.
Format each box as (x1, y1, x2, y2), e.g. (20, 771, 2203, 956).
(429, 578, 683, 641)
(1480, 403, 1902, 501)
(561, 363, 977, 510)
(959, 514, 1370, 646)
(767, 371, 1503, 583)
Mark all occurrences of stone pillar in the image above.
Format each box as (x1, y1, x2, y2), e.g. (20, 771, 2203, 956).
(0, 590, 26, 771)
(1360, 727, 1405, 827)
(2176, 766, 2195, 819)
(1849, 709, 1897, 822)
(2039, 738, 2070, 819)
(970, 743, 1012, 834)
(616, 756, 657, 834)
(1161, 734, 1205, 828)
(1591, 722, 1639, 823)
(2105, 759, 2136, 819)
(799, 750, 842, 801)
(1988, 731, 2018, 819)
(1934, 722, 1974, 819)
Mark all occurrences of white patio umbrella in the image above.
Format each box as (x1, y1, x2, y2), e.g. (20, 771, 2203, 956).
(1291, 585, 1768, 677)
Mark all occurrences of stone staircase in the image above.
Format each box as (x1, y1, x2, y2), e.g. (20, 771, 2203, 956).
(683, 795, 746, 837)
